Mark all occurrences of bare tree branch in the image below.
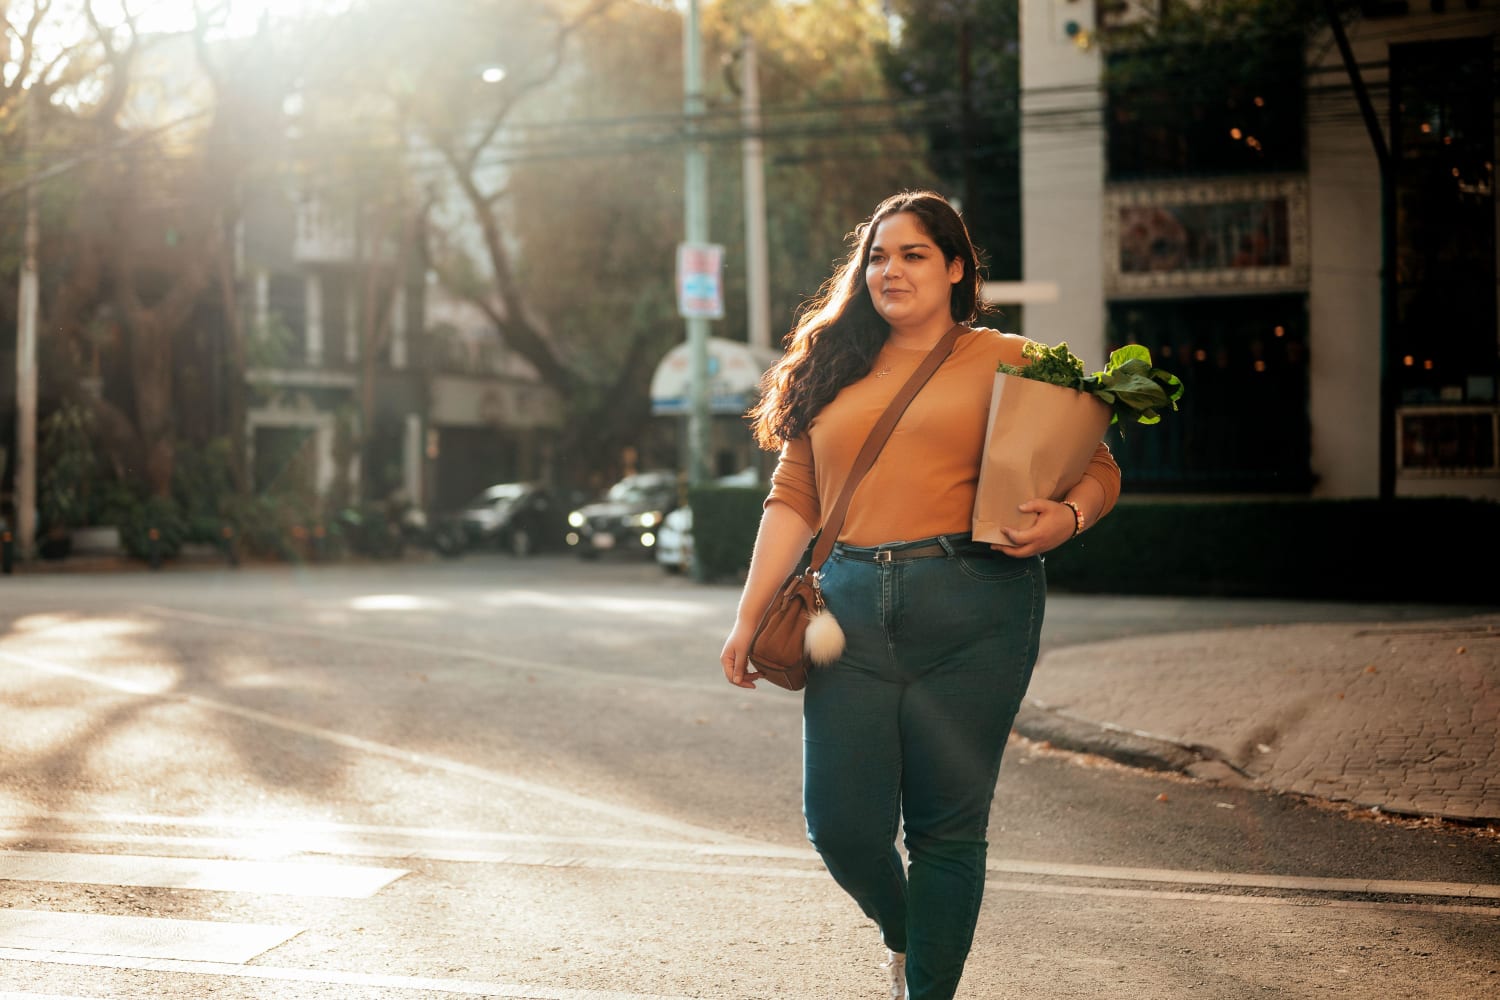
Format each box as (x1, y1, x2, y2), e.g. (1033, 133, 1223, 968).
(461, 0, 619, 173)
(83, 0, 140, 126)
(0, 110, 210, 203)
(439, 138, 579, 394)
(7, 0, 53, 95)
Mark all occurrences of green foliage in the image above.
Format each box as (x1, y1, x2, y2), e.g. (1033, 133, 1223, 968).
(997, 342, 1184, 426)
(879, 0, 1021, 277)
(331, 504, 409, 559)
(118, 495, 188, 562)
(1103, 0, 1361, 50)
(172, 438, 238, 544)
(688, 485, 766, 582)
(1083, 345, 1185, 426)
(1099, 0, 1364, 95)
(87, 480, 142, 530)
(221, 493, 300, 561)
(996, 340, 1086, 388)
(703, 0, 942, 336)
(245, 315, 298, 369)
(37, 403, 98, 531)
(1043, 498, 1500, 604)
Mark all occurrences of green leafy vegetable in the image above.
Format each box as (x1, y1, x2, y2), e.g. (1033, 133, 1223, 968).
(997, 341, 1184, 427)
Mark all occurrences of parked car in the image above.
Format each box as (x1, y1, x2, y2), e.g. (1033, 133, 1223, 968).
(449, 482, 567, 556)
(654, 504, 694, 573)
(565, 470, 680, 560)
(654, 467, 761, 574)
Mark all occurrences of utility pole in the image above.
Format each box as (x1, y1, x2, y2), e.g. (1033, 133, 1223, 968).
(14, 90, 40, 561)
(683, 0, 711, 488)
(740, 31, 771, 354)
(958, 14, 976, 216)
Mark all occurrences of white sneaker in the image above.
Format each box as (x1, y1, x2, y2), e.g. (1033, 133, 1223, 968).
(880, 949, 907, 1000)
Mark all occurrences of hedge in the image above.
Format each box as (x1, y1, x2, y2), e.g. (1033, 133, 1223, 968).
(688, 491, 1500, 604)
(688, 486, 766, 582)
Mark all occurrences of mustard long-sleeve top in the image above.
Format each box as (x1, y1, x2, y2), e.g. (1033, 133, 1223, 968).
(765, 327, 1122, 546)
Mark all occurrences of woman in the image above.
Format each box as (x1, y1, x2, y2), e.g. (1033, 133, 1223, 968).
(719, 190, 1120, 1000)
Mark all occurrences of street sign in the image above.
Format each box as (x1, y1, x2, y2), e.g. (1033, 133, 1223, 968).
(676, 242, 725, 319)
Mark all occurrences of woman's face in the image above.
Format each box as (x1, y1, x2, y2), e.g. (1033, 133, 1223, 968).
(864, 211, 964, 332)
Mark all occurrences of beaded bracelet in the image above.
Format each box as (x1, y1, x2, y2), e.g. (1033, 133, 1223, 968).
(1061, 499, 1085, 538)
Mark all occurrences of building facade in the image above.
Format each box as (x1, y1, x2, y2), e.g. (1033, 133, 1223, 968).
(1021, 0, 1498, 499)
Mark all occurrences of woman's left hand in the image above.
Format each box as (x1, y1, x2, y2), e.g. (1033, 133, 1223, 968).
(992, 498, 1077, 557)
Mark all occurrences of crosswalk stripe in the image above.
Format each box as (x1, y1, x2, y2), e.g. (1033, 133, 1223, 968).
(6, 823, 1499, 902)
(0, 911, 299, 964)
(0, 850, 406, 898)
(0, 949, 698, 1000)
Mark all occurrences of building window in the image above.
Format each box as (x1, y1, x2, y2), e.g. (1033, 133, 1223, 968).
(1106, 295, 1311, 492)
(1390, 37, 1497, 407)
(1106, 39, 1305, 180)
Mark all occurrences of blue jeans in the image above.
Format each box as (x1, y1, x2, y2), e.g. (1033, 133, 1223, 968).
(802, 533, 1045, 1000)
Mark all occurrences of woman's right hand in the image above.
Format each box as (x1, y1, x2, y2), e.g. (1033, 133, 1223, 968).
(720, 620, 763, 689)
(720, 502, 815, 692)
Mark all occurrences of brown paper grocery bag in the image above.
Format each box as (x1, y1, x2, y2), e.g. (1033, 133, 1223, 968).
(972, 372, 1111, 545)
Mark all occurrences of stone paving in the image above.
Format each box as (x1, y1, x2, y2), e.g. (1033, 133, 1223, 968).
(1014, 613, 1500, 824)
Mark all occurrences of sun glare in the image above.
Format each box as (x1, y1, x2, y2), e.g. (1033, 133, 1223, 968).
(125, 0, 349, 37)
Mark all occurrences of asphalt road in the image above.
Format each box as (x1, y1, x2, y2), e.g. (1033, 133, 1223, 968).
(0, 555, 1495, 999)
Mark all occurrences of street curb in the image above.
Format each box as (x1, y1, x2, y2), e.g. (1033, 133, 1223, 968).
(1013, 700, 1500, 828)
(1013, 699, 1250, 779)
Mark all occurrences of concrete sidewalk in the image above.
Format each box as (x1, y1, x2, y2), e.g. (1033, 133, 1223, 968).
(1014, 612, 1500, 825)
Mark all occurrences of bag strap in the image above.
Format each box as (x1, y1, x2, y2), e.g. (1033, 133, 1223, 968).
(808, 323, 965, 571)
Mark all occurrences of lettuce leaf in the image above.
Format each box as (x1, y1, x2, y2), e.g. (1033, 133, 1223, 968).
(998, 342, 1183, 427)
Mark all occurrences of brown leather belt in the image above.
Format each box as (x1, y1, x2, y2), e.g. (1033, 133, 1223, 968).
(833, 534, 992, 563)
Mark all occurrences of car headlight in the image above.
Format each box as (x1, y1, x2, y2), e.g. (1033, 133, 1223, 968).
(567, 511, 585, 528)
(633, 511, 663, 528)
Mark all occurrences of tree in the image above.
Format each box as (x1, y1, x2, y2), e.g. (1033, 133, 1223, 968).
(503, 0, 938, 476)
(302, 0, 624, 486)
(879, 0, 1020, 279)
(56, 9, 227, 499)
(190, 1, 290, 497)
(705, 0, 940, 329)
(297, 0, 939, 486)
(0, 2, 200, 505)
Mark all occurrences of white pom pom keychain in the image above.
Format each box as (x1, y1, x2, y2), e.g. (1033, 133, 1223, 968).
(803, 579, 846, 666)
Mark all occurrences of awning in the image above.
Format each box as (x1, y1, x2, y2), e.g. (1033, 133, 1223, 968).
(650, 337, 780, 416)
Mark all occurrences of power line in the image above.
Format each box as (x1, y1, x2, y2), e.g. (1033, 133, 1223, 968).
(0, 49, 1488, 183)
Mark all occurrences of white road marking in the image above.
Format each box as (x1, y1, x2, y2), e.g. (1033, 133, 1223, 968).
(0, 648, 763, 849)
(137, 604, 709, 690)
(0, 912, 298, 964)
(0, 992, 107, 1000)
(983, 878, 1500, 919)
(988, 858, 1500, 900)
(0, 850, 405, 898)
(0, 811, 813, 858)
(0, 949, 698, 1000)
(5, 817, 1498, 906)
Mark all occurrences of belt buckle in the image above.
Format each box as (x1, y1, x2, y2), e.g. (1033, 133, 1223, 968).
(874, 549, 893, 563)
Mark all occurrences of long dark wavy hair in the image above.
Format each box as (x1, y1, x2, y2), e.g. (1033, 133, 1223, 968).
(748, 190, 988, 450)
